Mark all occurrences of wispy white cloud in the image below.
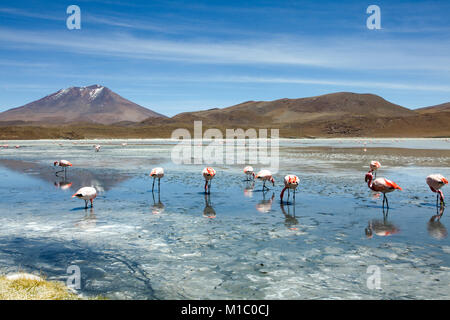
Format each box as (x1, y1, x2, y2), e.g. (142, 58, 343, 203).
(0, 27, 449, 74)
(0, 7, 64, 21)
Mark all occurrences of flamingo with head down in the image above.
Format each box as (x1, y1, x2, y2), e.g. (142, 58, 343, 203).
(426, 174, 448, 207)
(54, 160, 72, 176)
(150, 167, 164, 192)
(243, 166, 255, 181)
(203, 167, 216, 194)
(72, 187, 97, 209)
(280, 175, 299, 203)
(255, 169, 275, 191)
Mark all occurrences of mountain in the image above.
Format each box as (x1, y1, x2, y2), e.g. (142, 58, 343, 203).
(0, 85, 165, 125)
(416, 102, 450, 114)
(138, 92, 449, 138)
(1, 91, 449, 139)
(143, 92, 416, 126)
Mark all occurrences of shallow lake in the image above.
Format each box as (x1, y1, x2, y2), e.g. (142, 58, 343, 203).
(0, 138, 449, 299)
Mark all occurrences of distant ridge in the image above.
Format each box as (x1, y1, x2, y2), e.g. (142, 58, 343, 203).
(141, 92, 416, 126)
(0, 85, 166, 125)
(0, 90, 449, 139)
(416, 102, 450, 114)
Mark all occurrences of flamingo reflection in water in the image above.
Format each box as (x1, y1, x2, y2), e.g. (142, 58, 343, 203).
(280, 202, 299, 231)
(365, 207, 400, 238)
(243, 180, 255, 198)
(151, 192, 165, 215)
(256, 192, 275, 213)
(203, 193, 216, 219)
(75, 207, 97, 230)
(427, 205, 447, 240)
(54, 179, 73, 190)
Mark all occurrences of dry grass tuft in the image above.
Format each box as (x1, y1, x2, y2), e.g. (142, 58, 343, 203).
(0, 275, 81, 300)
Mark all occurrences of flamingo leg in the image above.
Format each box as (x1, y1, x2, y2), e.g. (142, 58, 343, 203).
(158, 178, 161, 192)
(90, 199, 94, 208)
(152, 177, 155, 192)
(385, 194, 389, 209)
(208, 180, 212, 194)
(293, 189, 296, 202)
(84, 200, 88, 209)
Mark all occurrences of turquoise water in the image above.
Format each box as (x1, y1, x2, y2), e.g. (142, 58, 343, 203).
(0, 139, 449, 299)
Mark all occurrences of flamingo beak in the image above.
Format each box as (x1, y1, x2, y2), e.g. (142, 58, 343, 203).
(442, 178, 449, 185)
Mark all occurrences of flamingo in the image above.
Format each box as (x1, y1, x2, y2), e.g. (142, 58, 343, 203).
(426, 174, 448, 206)
(54, 160, 72, 176)
(365, 172, 402, 209)
(243, 166, 255, 181)
(255, 169, 275, 191)
(280, 175, 299, 202)
(150, 167, 164, 192)
(72, 187, 97, 209)
(369, 161, 381, 178)
(202, 167, 216, 194)
(93, 144, 101, 152)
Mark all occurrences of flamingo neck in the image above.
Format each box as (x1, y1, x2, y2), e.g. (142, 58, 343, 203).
(280, 186, 287, 200)
(367, 175, 373, 189)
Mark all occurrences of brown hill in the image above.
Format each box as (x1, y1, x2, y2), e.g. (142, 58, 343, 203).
(142, 92, 415, 127)
(1, 91, 449, 139)
(160, 92, 414, 126)
(416, 102, 450, 114)
(0, 85, 165, 125)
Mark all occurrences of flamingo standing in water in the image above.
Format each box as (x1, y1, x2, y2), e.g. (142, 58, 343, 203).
(72, 187, 97, 209)
(150, 167, 164, 192)
(255, 170, 274, 191)
(369, 161, 381, 178)
(54, 160, 72, 176)
(426, 174, 448, 206)
(243, 166, 255, 181)
(203, 167, 216, 194)
(94, 144, 101, 152)
(365, 172, 402, 209)
(280, 175, 299, 202)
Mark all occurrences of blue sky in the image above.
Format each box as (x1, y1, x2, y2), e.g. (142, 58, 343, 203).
(0, 0, 449, 116)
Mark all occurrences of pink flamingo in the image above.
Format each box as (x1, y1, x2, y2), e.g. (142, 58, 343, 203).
(203, 167, 216, 194)
(369, 161, 381, 178)
(426, 174, 448, 206)
(280, 175, 299, 202)
(243, 166, 255, 181)
(255, 169, 275, 191)
(150, 167, 164, 192)
(365, 172, 402, 209)
(54, 160, 72, 176)
(72, 187, 97, 209)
